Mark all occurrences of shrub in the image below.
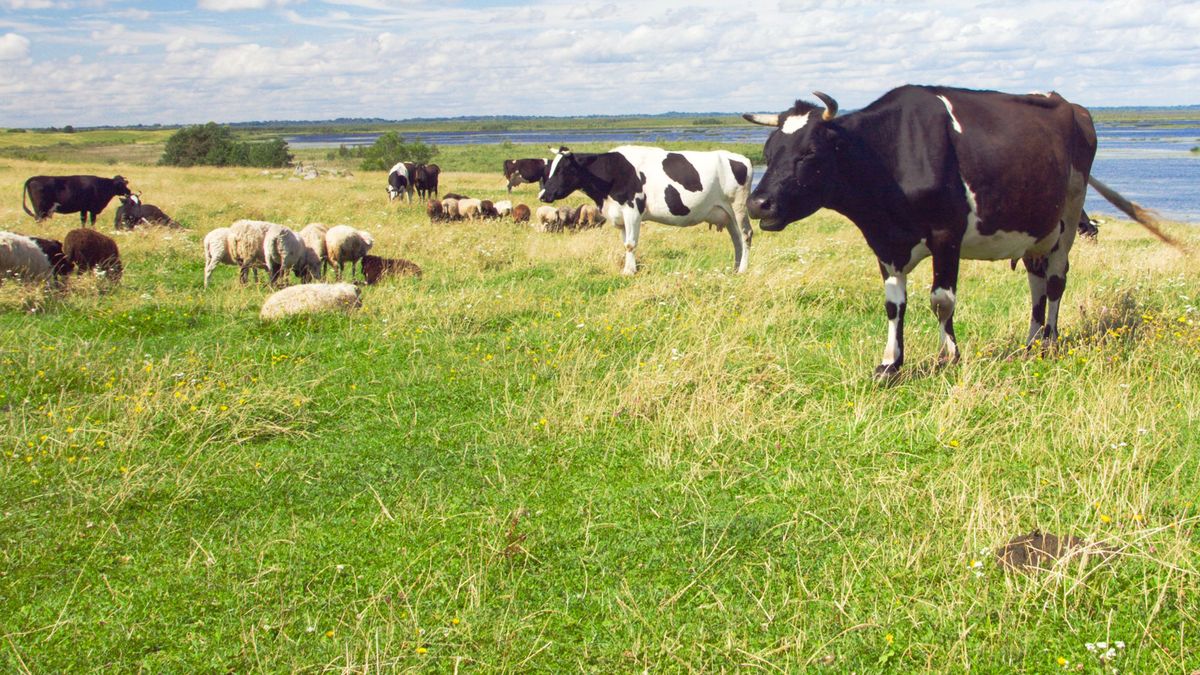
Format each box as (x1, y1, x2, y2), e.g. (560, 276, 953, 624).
(160, 122, 292, 168)
(357, 132, 437, 171)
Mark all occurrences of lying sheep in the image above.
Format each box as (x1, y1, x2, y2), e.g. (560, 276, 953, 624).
(298, 223, 329, 279)
(0, 231, 53, 281)
(512, 204, 531, 223)
(458, 198, 482, 221)
(202, 227, 234, 288)
(441, 198, 460, 221)
(30, 236, 73, 276)
(260, 282, 361, 321)
(494, 200, 513, 218)
(227, 219, 273, 284)
(361, 254, 423, 285)
(535, 205, 560, 233)
(325, 225, 374, 280)
(63, 228, 122, 281)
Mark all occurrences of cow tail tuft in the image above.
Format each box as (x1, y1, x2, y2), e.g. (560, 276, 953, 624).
(21, 177, 35, 218)
(1087, 176, 1187, 252)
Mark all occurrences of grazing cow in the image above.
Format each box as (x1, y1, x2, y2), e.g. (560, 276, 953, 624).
(414, 164, 441, 200)
(540, 145, 754, 274)
(503, 158, 548, 193)
(512, 204, 531, 223)
(386, 162, 414, 203)
(22, 174, 131, 226)
(743, 85, 1169, 378)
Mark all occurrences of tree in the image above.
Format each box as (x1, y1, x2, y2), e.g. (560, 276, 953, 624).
(358, 132, 437, 171)
(160, 122, 292, 168)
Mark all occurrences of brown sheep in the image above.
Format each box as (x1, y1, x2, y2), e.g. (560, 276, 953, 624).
(426, 199, 444, 223)
(512, 204, 531, 223)
(29, 236, 74, 276)
(63, 228, 122, 281)
(361, 254, 423, 285)
(479, 200, 500, 220)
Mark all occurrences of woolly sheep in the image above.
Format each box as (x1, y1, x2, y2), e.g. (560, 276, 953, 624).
(426, 199, 445, 223)
(535, 205, 560, 232)
(227, 219, 272, 284)
(557, 205, 577, 230)
(512, 204, 531, 223)
(63, 228, 122, 281)
(298, 223, 329, 278)
(493, 200, 513, 218)
(260, 282, 361, 320)
(263, 223, 310, 285)
(361, 254, 422, 285)
(576, 203, 605, 229)
(202, 227, 234, 288)
(0, 231, 52, 281)
(30, 236, 73, 276)
(324, 225, 374, 280)
(479, 200, 500, 220)
(441, 198, 460, 221)
(457, 198, 482, 221)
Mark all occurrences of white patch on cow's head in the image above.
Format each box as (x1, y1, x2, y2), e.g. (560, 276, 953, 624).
(547, 151, 568, 181)
(781, 112, 811, 135)
(938, 95, 963, 134)
(538, 188, 546, 201)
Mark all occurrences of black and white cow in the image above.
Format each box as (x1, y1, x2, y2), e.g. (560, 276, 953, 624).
(503, 158, 548, 194)
(539, 145, 754, 274)
(744, 85, 1165, 378)
(386, 162, 414, 203)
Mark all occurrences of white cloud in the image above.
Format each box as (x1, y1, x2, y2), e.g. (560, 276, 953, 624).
(198, 0, 297, 11)
(0, 32, 31, 61)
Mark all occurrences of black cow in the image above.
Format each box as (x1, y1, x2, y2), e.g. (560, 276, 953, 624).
(503, 158, 548, 193)
(414, 164, 440, 200)
(744, 85, 1164, 378)
(22, 174, 131, 226)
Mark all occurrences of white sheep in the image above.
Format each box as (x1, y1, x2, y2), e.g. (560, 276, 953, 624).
(441, 198, 460, 221)
(457, 198, 482, 221)
(324, 225, 374, 280)
(0, 231, 52, 281)
(535, 205, 560, 233)
(227, 219, 273, 284)
(263, 223, 310, 284)
(298, 223, 329, 278)
(202, 227, 234, 288)
(260, 282, 361, 320)
(494, 200, 513, 218)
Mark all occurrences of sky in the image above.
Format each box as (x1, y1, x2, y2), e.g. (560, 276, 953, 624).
(1, 0, 1198, 127)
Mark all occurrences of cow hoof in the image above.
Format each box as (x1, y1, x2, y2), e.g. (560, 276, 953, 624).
(873, 363, 902, 381)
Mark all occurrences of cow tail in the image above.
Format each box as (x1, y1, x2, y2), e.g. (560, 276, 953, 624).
(21, 178, 35, 218)
(1087, 176, 1186, 251)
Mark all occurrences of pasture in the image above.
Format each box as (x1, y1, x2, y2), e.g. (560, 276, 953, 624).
(0, 155, 1198, 672)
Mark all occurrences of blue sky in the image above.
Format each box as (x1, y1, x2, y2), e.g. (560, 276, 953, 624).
(1, 0, 1198, 126)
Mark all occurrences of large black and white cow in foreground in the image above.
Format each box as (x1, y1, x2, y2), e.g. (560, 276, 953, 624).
(503, 158, 548, 193)
(22, 174, 131, 226)
(744, 85, 1172, 378)
(539, 146, 754, 275)
(386, 162, 414, 203)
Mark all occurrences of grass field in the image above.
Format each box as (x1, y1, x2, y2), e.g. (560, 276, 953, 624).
(1, 156, 1198, 672)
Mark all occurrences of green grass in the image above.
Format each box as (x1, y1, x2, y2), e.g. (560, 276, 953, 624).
(1, 158, 1199, 672)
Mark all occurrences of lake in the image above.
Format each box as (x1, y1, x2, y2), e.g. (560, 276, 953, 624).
(288, 122, 1200, 223)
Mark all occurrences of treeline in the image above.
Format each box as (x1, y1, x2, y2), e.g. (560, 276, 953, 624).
(326, 132, 438, 171)
(159, 122, 292, 168)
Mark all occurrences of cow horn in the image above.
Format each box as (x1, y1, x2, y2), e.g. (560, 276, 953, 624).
(813, 91, 838, 120)
(742, 113, 780, 127)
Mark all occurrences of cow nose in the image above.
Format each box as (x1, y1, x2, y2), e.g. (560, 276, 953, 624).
(747, 195, 774, 220)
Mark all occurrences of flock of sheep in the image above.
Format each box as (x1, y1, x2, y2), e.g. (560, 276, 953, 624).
(427, 195, 605, 233)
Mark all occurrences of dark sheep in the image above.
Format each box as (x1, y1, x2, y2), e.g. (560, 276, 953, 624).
(479, 200, 500, 220)
(512, 204, 531, 223)
(441, 192, 469, 200)
(558, 205, 578, 230)
(63, 228, 122, 281)
(361, 254, 423, 285)
(29, 236, 74, 276)
(426, 199, 444, 223)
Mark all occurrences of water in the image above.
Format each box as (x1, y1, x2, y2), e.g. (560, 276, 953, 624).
(287, 122, 1200, 223)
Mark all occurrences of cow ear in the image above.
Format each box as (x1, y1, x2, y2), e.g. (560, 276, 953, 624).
(743, 113, 780, 127)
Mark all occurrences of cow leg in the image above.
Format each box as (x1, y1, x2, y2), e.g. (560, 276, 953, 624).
(929, 252, 961, 365)
(620, 208, 642, 275)
(80, 211, 88, 227)
(876, 263, 907, 378)
(1023, 255, 1048, 346)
